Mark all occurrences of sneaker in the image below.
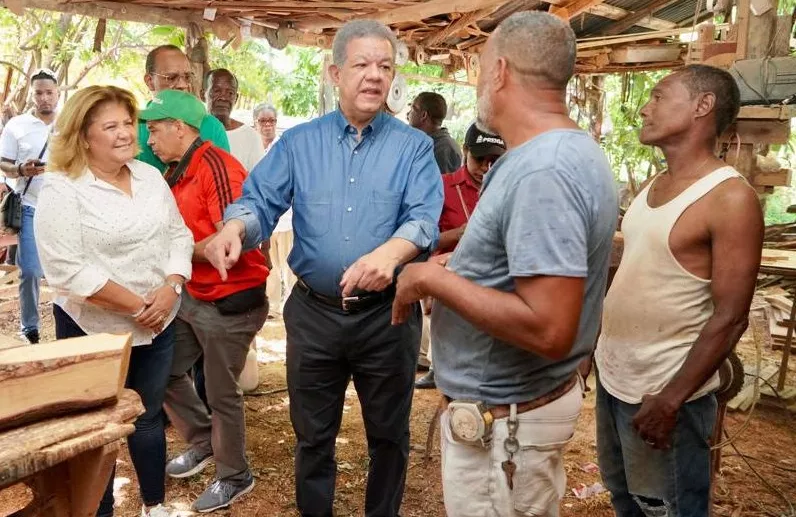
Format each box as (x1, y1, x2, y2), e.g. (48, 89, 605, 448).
(141, 504, 172, 517)
(192, 472, 255, 513)
(415, 369, 436, 389)
(24, 329, 39, 344)
(165, 448, 213, 479)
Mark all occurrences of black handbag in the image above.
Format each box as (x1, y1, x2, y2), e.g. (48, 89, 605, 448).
(1, 138, 47, 234)
(0, 180, 30, 233)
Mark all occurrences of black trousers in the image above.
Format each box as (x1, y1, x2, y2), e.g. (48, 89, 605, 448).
(285, 286, 421, 517)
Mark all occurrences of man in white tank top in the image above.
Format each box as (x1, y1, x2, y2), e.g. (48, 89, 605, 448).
(595, 65, 764, 516)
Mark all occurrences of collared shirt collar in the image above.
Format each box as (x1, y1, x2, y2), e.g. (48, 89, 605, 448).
(164, 137, 205, 188)
(333, 108, 387, 141)
(449, 165, 479, 191)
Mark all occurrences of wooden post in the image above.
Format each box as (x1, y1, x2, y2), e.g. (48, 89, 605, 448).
(185, 23, 209, 97)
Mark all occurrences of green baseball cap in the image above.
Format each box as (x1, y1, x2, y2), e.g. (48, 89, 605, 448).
(139, 89, 206, 129)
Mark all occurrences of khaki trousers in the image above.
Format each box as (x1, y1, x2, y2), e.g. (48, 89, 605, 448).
(265, 230, 296, 314)
(440, 381, 583, 516)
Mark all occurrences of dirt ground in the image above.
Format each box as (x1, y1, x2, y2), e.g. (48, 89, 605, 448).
(1, 302, 795, 517)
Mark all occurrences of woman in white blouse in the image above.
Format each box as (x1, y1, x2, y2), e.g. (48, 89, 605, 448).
(34, 86, 193, 517)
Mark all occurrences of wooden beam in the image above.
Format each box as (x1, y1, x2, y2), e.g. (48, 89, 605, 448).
(551, 0, 609, 20)
(421, 8, 494, 48)
(9, 0, 205, 27)
(374, 0, 508, 26)
(587, 4, 677, 31)
(735, 0, 752, 59)
(600, 0, 680, 35)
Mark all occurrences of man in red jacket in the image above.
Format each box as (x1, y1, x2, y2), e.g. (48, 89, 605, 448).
(140, 89, 268, 512)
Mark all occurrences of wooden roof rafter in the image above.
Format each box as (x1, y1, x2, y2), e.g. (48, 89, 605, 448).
(0, 0, 734, 77)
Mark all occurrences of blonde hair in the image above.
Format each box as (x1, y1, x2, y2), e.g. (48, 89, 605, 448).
(48, 85, 139, 179)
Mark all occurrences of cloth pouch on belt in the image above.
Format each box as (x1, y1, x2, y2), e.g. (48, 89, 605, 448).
(214, 284, 266, 315)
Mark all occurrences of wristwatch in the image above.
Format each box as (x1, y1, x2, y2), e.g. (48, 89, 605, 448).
(166, 280, 183, 295)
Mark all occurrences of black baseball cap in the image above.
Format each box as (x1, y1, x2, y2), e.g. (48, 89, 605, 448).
(464, 123, 506, 158)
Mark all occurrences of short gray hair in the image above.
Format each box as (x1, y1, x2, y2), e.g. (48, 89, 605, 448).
(253, 103, 277, 119)
(332, 19, 398, 67)
(493, 11, 576, 89)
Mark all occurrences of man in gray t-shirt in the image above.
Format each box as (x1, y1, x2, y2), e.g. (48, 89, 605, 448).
(393, 12, 617, 517)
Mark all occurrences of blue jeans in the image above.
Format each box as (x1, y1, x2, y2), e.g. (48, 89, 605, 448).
(53, 305, 175, 516)
(18, 205, 42, 333)
(596, 379, 717, 517)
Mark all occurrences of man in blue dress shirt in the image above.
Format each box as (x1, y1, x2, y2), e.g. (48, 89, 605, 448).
(205, 19, 443, 517)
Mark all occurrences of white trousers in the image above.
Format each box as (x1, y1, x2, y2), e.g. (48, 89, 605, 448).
(440, 381, 583, 517)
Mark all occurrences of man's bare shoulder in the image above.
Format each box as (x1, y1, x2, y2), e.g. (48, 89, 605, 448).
(708, 175, 760, 215)
(707, 175, 763, 241)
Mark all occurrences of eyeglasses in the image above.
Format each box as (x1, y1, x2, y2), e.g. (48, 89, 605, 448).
(150, 71, 196, 85)
(257, 118, 277, 126)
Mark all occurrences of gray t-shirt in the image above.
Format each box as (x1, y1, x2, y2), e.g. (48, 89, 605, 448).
(431, 129, 618, 405)
(431, 127, 462, 174)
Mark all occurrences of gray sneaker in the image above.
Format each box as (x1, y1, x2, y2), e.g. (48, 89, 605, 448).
(192, 472, 255, 513)
(165, 448, 213, 479)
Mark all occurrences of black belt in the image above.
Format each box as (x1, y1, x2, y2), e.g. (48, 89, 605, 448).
(295, 277, 394, 314)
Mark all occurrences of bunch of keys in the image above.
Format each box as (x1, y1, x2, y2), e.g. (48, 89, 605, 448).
(501, 407, 520, 490)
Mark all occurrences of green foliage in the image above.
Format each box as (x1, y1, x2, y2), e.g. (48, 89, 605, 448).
(271, 46, 322, 117)
(600, 72, 667, 185)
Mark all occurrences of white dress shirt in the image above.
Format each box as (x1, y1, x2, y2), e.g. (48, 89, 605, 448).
(0, 113, 53, 207)
(34, 160, 194, 346)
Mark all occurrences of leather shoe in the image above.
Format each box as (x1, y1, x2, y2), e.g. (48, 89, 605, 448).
(415, 369, 436, 389)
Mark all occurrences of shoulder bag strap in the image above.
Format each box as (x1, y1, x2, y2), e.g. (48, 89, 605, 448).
(454, 184, 471, 221)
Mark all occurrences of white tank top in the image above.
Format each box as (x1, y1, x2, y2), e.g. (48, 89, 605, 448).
(595, 166, 743, 404)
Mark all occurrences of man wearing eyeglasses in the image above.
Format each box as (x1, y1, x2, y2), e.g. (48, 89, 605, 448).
(138, 45, 230, 172)
(415, 123, 506, 389)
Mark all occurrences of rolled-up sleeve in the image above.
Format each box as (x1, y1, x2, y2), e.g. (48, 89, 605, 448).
(163, 184, 193, 281)
(392, 138, 444, 252)
(34, 176, 109, 299)
(224, 137, 293, 251)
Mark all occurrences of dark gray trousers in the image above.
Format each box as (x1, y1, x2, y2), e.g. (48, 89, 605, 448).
(285, 287, 421, 517)
(164, 290, 268, 480)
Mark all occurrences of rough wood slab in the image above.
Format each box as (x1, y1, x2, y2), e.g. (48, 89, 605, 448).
(0, 389, 142, 488)
(761, 249, 796, 275)
(0, 334, 132, 431)
(727, 364, 779, 411)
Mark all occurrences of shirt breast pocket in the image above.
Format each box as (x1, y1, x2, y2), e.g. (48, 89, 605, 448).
(294, 190, 332, 237)
(369, 189, 402, 238)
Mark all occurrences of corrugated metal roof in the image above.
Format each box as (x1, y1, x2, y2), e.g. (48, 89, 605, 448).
(569, 0, 711, 36)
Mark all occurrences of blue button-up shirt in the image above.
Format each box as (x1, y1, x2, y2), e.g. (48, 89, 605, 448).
(224, 109, 444, 297)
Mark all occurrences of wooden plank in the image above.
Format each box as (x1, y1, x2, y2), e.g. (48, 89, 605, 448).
(600, 0, 680, 36)
(753, 169, 792, 187)
(550, 0, 608, 20)
(761, 249, 796, 273)
(421, 8, 494, 48)
(12, 0, 204, 27)
(609, 44, 682, 63)
(373, 0, 508, 26)
(727, 363, 778, 411)
(720, 119, 791, 146)
(737, 105, 796, 120)
(0, 333, 132, 431)
(736, 0, 751, 59)
(587, 4, 676, 30)
(764, 293, 793, 313)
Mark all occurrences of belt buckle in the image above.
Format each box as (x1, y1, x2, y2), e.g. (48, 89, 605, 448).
(342, 296, 359, 312)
